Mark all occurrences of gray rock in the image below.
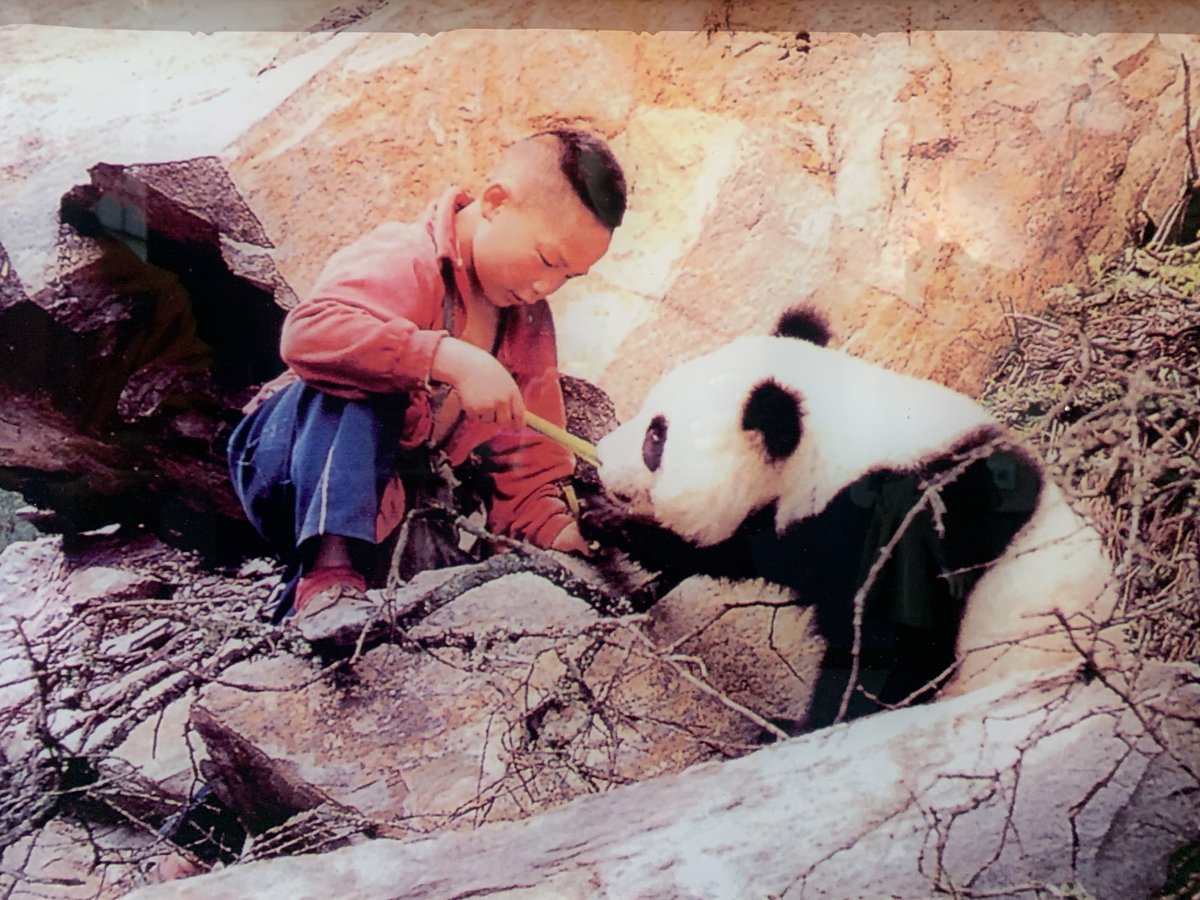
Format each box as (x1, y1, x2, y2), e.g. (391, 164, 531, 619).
(188, 572, 790, 835)
(129, 661, 1200, 900)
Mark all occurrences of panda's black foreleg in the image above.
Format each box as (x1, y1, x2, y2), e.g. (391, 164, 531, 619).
(797, 450, 1036, 731)
(795, 618, 960, 731)
(780, 471, 972, 731)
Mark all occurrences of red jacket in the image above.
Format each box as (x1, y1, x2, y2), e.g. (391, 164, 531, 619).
(254, 188, 576, 548)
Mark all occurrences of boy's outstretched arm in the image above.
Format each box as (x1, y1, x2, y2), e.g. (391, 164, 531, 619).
(473, 364, 581, 552)
(430, 338, 526, 430)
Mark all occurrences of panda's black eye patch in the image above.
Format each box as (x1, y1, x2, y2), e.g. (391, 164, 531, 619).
(642, 415, 667, 472)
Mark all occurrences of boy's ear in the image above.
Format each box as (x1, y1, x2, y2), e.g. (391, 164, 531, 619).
(480, 181, 513, 221)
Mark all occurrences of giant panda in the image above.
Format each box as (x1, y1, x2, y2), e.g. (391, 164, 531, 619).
(594, 310, 1120, 728)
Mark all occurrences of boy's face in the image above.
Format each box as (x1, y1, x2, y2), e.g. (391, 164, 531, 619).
(471, 182, 612, 308)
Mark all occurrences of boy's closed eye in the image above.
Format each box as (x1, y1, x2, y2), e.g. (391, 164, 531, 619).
(537, 248, 583, 279)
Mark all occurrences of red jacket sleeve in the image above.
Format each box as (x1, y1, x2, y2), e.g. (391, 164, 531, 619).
(470, 304, 576, 547)
(280, 223, 447, 399)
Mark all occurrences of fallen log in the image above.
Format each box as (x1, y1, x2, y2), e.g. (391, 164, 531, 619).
(128, 659, 1200, 900)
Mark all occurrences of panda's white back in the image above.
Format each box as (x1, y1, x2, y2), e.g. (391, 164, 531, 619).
(744, 337, 997, 529)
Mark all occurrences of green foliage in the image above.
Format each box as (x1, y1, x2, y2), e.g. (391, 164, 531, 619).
(1158, 839, 1200, 898)
(0, 488, 37, 554)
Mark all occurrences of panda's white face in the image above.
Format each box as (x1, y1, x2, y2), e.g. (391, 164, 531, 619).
(596, 340, 799, 547)
(596, 335, 998, 547)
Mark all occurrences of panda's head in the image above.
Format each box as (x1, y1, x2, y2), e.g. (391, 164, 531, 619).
(595, 310, 828, 547)
(596, 306, 997, 547)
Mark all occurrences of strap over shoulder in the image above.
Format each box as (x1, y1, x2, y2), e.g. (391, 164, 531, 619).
(439, 259, 458, 334)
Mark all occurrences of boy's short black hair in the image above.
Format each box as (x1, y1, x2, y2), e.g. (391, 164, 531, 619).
(540, 128, 628, 231)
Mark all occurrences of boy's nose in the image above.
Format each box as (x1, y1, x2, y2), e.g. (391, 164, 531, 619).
(532, 272, 566, 298)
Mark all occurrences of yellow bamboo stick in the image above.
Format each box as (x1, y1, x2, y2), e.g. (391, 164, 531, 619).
(524, 411, 600, 467)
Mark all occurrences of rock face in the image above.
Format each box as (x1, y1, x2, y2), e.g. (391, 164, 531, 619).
(128, 661, 1200, 900)
(216, 10, 1200, 416)
(646, 576, 821, 726)
(0, 156, 291, 548)
(189, 572, 824, 835)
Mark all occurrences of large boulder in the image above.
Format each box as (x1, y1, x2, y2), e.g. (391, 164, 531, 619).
(214, 10, 1200, 415)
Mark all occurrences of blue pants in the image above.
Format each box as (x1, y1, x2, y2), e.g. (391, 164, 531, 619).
(227, 380, 411, 562)
(228, 381, 486, 621)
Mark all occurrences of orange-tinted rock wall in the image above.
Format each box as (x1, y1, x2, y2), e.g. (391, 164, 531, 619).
(222, 9, 1200, 416)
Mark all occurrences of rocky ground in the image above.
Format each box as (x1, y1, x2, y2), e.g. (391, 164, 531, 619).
(0, 527, 829, 896)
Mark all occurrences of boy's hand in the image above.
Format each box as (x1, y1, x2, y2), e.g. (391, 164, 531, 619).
(550, 521, 592, 556)
(431, 338, 526, 428)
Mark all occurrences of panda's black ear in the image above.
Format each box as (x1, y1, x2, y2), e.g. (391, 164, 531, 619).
(742, 379, 802, 462)
(773, 306, 831, 347)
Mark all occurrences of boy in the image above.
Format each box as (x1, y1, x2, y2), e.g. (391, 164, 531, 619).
(228, 129, 627, 635)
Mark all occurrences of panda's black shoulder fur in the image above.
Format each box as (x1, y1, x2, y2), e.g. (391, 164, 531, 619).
(765, 434, 1045, 726)
(773, 306, 831, 346)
